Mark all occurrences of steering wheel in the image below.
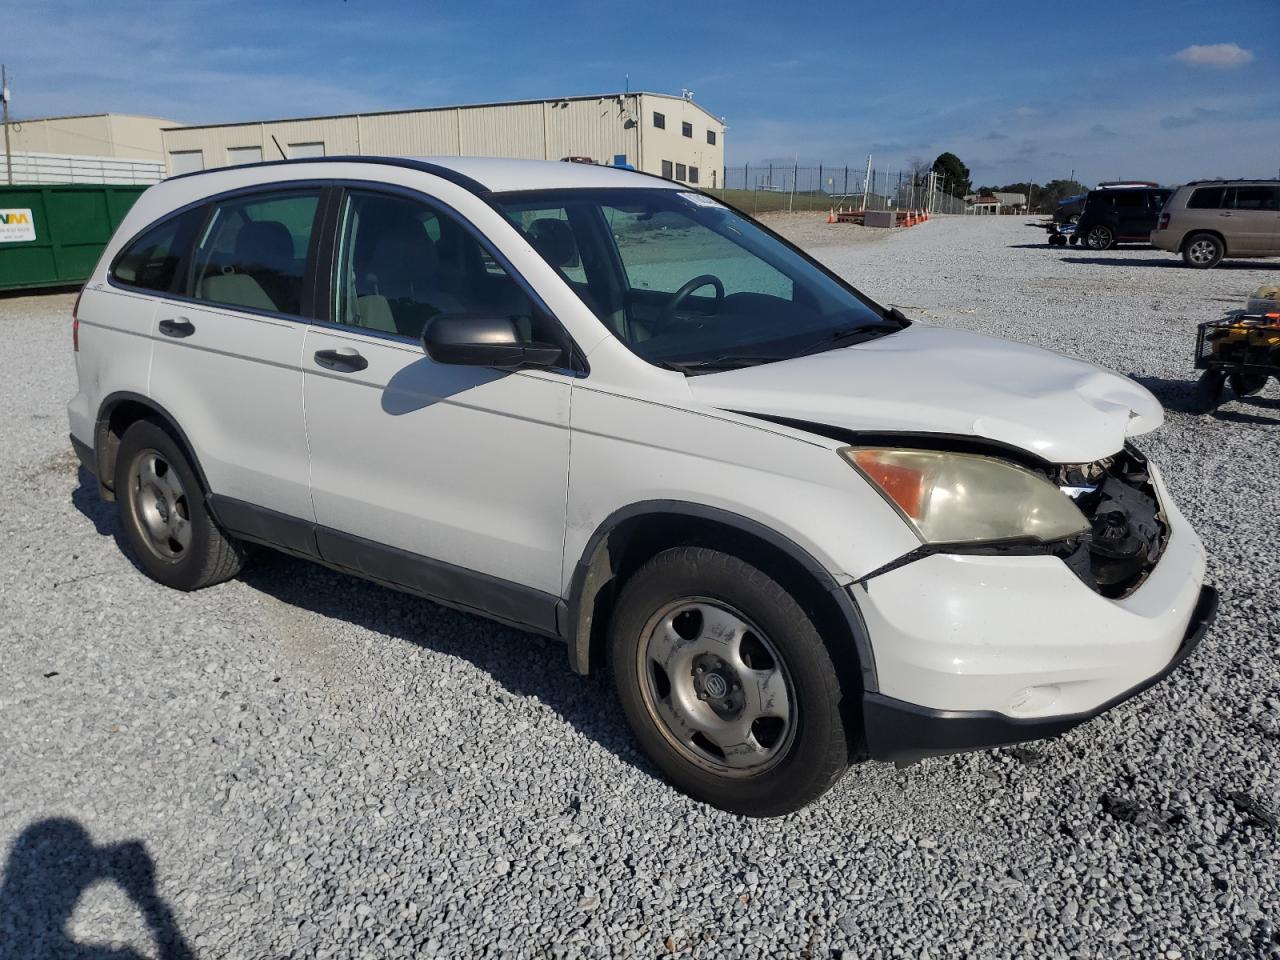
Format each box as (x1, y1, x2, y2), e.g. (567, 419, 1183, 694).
(657, 274, 724, 329)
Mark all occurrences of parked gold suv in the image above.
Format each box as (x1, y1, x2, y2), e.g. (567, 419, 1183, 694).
(1152, 180, 1280, 268)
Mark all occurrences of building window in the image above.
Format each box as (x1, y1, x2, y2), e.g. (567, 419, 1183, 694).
(682, 122, 693, 138)
(707, 130, 716, 146)
(288, 141, 325, 159)
(688, 166, 699, 184)
(661, 160, 673, 180)
(227, 145, 263, 166)
(675, 163, 687, 181)
(168, 150, 204, 175)
(653, 112, 665, 130)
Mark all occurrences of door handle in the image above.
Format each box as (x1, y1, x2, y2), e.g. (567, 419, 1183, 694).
(313, 348, 368, 373)
(158, 318, 195, 338)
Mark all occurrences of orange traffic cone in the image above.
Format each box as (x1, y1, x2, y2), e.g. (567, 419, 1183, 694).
(827, 208, 836, 224)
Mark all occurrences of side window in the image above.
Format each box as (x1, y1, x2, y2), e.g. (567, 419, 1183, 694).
(507, 207, 587, 284)
(661, 160, 673, 180)
(331, 190, 565, 348)
(689, 166, 700, 185)
(707, 130, 716, 146)
(189, 190, 320, 315)
(111, 208, 205, 293)
(681, 122, 693, 138)
(1229, 185, 1280, 212)
(1113, 192, 1143, 209)
(675, 163, 687, 181)
(1150, 191, 1172, 211)
(1187, 187, 1225, 209)
(652, 112, 665, 130)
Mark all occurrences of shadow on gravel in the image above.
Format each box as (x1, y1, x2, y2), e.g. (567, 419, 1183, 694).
(70, 468, 149, 578)
(69, 468, 656, 782)
(237, 549, 652, 778)
(1133, 376, 1280, 423)
(0, 818, 193, 959)
(1064, 256, 1276, 270)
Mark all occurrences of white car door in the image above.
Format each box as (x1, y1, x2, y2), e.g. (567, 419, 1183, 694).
(145, 187, 323, 527)
(301, 186, 574, 632)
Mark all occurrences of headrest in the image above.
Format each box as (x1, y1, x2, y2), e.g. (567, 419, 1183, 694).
(235, 220, 294, 268)
(528, 218, 577, 268)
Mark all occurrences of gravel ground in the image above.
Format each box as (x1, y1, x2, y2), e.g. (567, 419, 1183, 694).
(2, 216, 1278, 960)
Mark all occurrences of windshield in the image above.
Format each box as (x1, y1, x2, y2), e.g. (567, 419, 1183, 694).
(492, 187, 898, 371)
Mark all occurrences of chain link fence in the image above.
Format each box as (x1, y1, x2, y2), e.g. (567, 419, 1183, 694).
(714, 163, 969, 216)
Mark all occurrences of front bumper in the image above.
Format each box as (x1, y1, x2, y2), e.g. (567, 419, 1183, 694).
(862, 584, 1217, 762)
(853, 462, 1213, 762)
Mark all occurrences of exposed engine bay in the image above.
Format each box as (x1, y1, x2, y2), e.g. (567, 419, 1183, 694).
(1048, 446, 1167, 597)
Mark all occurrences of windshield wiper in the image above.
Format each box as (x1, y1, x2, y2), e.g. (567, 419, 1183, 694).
(655, 354, 790, 374)
(794, 322, 900, 357)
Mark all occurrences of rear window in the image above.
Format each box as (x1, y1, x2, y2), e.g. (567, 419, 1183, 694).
(188, 190, 321, 315)
(1187, 187, 1225, 209)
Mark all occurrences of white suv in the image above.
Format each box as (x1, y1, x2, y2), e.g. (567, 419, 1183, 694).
(69, 157, 1215, 815)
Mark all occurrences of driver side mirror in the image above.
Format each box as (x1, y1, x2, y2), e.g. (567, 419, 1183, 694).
(422, 314, 565, 370)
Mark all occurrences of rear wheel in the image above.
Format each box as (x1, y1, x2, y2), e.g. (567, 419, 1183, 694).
(114, 420, 245, 590)
(609, 546, 849, 817)
(1229, 372, 1269, 397)
(1085, 225, 1114, 250)
(1183, 233, 1224, 269)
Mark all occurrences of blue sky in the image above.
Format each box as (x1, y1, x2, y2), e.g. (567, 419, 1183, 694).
(7, 0, 1278, 186)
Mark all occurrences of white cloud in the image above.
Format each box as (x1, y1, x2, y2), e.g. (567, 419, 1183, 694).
(1174, 43, 1254, 68)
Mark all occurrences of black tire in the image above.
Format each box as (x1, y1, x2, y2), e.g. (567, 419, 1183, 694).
(114, 419, 245, 590)
(1085, 225, 1114, 250)
(1191, 370, 1225, 414)
(1182, 233, 1224, 269)
(1049, 234, 1067, 247)
(1229, 372, 1268, 398)
(1069, 235, 1080, 246)
(609, 546, 850, 817)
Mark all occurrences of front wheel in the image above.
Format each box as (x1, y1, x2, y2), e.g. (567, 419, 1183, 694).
(609, 546, 850, 817)
(1085, 225, 1114, 250)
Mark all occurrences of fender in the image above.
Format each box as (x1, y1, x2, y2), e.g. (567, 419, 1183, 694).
(561, 499, 878, 692)
(93, 391, 214, 501)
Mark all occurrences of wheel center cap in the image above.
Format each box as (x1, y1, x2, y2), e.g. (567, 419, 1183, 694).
(703, 672, 728, 699)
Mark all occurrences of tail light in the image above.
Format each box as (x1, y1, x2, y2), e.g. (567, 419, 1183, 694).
(72, 287, 84, 352)
(1157, 213, 1170, 231)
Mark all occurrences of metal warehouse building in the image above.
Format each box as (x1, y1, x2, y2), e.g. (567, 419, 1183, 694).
(160, 92, 726, 187)
(2, 113, 180, 184)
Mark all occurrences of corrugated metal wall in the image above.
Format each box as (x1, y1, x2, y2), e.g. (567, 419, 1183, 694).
(159, 94, 721, 179)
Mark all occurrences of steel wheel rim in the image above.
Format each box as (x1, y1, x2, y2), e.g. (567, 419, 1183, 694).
(129, 450, 192, 561)
(1088, 227, 1110, 248)
(1189, 239, 1216, 264)
(637, 598, 796, 778)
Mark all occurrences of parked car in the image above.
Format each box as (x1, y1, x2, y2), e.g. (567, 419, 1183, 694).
(1076, 185, 1173, 250)
(68, 157, 1215, 816)
(1152, 180, 1280, 268)
(1052, 194, 1085, 227)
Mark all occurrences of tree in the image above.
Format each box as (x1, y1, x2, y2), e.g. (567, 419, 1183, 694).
(932, 152, 971, 198)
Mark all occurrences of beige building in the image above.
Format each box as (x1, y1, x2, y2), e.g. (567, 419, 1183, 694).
(2, 113, 180, 184)
(159, 92, 726, 187)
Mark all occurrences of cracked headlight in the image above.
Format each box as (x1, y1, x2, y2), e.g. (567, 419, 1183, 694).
(842, 447, 1090, 545)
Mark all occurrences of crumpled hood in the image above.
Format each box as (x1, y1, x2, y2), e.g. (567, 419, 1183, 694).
(688, 324, 1163, 464)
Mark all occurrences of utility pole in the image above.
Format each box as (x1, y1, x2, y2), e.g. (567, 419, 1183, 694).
(2, 65, 12, 186)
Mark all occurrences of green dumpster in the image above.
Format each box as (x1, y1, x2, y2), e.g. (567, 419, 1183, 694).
(0, 184, 149, 293)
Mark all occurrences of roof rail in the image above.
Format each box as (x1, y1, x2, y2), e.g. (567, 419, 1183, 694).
(162, 155, 492, 196)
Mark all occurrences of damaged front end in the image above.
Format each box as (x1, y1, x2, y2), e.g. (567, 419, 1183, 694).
(1050, 446, 1167, 598)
